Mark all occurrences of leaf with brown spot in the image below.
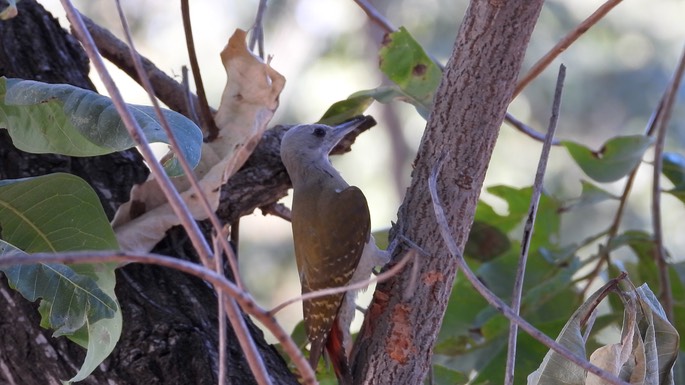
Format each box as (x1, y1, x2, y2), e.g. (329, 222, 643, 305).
(326, 27, 442, 120)
(378, 27, 442, 111)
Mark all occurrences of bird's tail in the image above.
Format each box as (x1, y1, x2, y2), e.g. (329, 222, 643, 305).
(326, 315, 352, 385)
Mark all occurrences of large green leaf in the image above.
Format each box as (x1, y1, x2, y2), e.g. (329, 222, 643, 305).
(0, 77, 202, 176)
(563, 135, 654, 183)
(0, 173, 121, 382)
(0, 242, 116, 335)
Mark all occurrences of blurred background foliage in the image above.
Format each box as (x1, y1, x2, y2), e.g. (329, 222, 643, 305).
(40, 0, 685, 382)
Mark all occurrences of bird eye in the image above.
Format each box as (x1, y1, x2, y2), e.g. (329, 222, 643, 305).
(312, 127, 326, 138)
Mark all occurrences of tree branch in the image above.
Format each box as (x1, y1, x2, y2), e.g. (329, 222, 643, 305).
(350, 3, 546, 383)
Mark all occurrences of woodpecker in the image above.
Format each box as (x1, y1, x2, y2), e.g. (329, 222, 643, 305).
(280, 117, 389, 384)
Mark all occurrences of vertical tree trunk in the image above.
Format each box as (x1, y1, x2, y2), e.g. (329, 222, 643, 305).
(0, 1, 297, 384)
(351, 2, 545, 383)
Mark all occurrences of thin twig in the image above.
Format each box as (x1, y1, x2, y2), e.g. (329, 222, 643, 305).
(181, 0, 220, 141)
(504, 112, 560, 146)
(650, 43, 685, 322)
(428, 158, 629, 385)
(248, 0, 267, 59)
(0, 250, 317, 385)
(504, 64, 565, 385)
(353, 0, 395, 33)
(269, 248, 418, 316)
(514, 0, 623, 97)
(112, 3, 264, 383)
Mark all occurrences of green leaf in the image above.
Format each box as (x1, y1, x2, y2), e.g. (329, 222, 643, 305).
(66, 262, 121, 384)
(477, 185, 561, 252)
(562, 135, 654, 183)
(379, 27, 442, 111)
(318, 95, 374, 126)
(0, 77, 202, 176)
(0, 173, 118, 251)
(0, 242, 116, 335)
(342, 26, 445, 119)
(0, 173, 121, 382)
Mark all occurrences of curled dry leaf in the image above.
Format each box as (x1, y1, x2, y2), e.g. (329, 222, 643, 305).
(528, 281, 679, 385)
(112, 29, 286, 251)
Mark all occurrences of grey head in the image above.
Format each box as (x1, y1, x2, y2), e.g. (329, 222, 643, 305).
(280, 117, 366, 182)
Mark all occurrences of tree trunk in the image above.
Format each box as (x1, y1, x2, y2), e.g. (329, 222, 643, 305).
(351, 2, 545, 384)
(0, 1, 297, 384)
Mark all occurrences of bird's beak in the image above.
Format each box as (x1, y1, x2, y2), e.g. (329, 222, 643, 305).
(326, 116, 366, 153)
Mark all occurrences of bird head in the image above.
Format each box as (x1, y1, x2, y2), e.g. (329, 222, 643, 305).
(280, 117, 366, 170)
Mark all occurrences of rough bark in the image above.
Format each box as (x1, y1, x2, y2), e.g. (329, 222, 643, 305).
(351, 2, 545, 384)
(0, 1, 300, 384)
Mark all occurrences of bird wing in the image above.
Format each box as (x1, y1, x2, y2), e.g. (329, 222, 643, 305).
(292, 185, 371, 366)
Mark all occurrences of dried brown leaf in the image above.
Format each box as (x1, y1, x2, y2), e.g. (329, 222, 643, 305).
(112, 29, 286, 251)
